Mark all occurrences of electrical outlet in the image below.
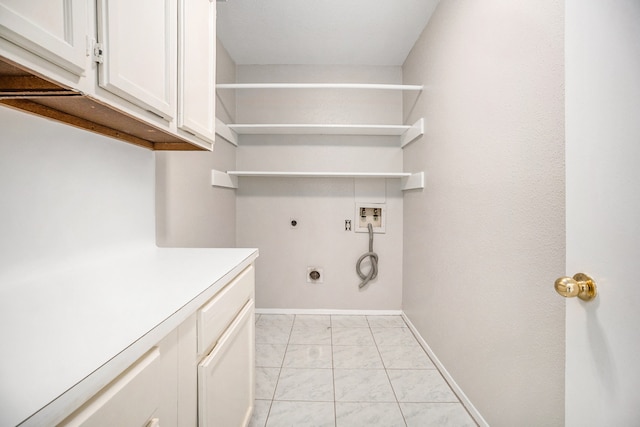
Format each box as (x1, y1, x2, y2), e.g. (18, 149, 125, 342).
(290, 218, 299, 229)
(345, 219, 352, 231)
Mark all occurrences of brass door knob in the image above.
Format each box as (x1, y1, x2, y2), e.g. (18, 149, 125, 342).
(554, 273, 597, 301)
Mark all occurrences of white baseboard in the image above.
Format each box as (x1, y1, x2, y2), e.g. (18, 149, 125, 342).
(401, 313, 489, 427)
(255, 308, 403, 316)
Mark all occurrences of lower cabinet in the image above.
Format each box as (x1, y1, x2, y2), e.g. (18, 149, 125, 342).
(198, 301, 255, 427)
(194, 264, 256, 427)
(58, 264, 255, 427)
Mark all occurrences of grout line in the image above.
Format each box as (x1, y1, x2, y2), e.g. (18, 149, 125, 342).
(262, 315, 294, 426)
(369, 320, 409, 426)
(262, 400, 273, 427)
(330, 315, 337, 426)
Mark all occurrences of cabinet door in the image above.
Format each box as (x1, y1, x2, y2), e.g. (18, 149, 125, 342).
(96, 0, 176, 120)
(198, 301, 255, 427)
(177, 0, 216, 144)
(0, 0, 87, 75)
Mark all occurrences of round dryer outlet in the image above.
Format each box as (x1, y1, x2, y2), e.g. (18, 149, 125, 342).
(307, 267, 323, 283)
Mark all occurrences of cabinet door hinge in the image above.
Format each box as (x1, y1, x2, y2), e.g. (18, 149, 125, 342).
(92, 42, 104, 64)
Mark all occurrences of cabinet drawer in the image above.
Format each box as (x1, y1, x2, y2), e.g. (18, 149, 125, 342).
(197, 265, 254, 355)
(59, 348, 160, 427)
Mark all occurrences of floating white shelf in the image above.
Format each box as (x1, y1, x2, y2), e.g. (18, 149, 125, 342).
(212, 82, 426, 192)
(228, 171, 411, 178)
(216, 83, 423, 91)
(227, 124, 410, 136)
(214, 82, 425, 146)
(215, 118, 424, 147)
(211, 170, 425, 191)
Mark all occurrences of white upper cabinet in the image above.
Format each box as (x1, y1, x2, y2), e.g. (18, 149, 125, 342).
(0, 0, 216, 150)
(96, 0, 177, 120)
(0, 0, 88, 76)
(177, 0, 216, 144)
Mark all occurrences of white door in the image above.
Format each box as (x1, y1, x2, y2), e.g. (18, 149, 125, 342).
(565, 1, 640, 425)
(96, 0, 176, 120)
(0, 0, 87, 75)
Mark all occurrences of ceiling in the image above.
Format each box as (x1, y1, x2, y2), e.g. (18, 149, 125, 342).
(216, 0, 440, 66)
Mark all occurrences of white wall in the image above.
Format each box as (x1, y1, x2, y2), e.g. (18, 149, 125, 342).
(402, 1, 565, 425)
(0, 107, 155, 281)
(155, 40, 237, 248)
(236, 65, 404, 310)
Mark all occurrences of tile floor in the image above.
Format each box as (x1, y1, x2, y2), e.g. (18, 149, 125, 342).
(250, 314, 477, 427)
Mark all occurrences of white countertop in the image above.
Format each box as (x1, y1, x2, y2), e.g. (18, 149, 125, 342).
(0, 247, 258, 427)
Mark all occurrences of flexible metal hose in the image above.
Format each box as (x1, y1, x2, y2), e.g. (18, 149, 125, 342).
(356, 223, 379, 288)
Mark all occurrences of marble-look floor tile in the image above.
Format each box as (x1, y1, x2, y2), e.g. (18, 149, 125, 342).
(257, 314, 295, 328)
(283, 344, 332, 368)
(289, 325, 332, 345)
(248, 399, 272, 427)
(255, 313, 262, 324)
(256, 324, 292, 344)
(336, 402, 405, 427)
(378, 344, 435, 369)
(266, 401, 335, 427)
(331, 315, 369, 327)
(334, 369, 396, 402)
(332, 345, 383, 369)
(255, 367, 280, 400)
(400, 402, 476, 427)
(274, 368, 334, 401)
(366, 315, 406, 328)
(256, 344, 287, 367)
(332, 327, 375, 346)
(371, 327, 417, 346)
(252, 315, 478, 427)
(388, 370, 457, 402)
(294, 314, 331, 327)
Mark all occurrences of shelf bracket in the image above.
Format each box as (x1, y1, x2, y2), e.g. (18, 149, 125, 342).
(401, 172, 425, 191)
(211, 169, 238, 189)
(215, 118, 238, 146)
(401, 118, 424, 148)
